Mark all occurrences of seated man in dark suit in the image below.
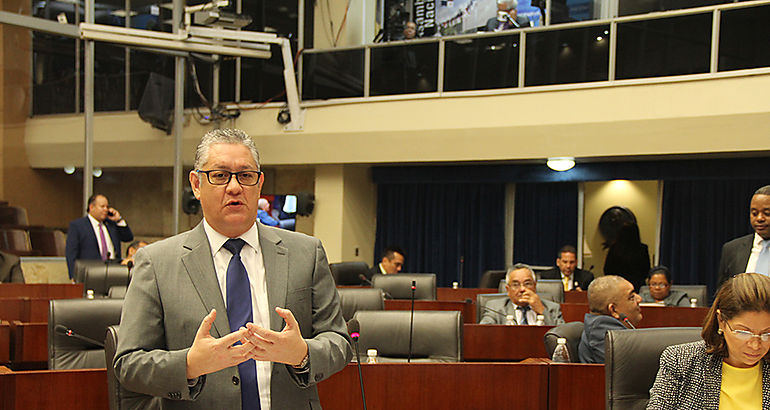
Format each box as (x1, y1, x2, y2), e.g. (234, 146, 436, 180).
(578, 275, 642, 363)
(0, 250, 24, 283)
(479, 263, 565, 325)
(718, 184, 770, 285)
(540, 245, 594, 291)
(64, 194, 133, 279)
(369, 246, 405, 276)
(483, 0, 531, 32)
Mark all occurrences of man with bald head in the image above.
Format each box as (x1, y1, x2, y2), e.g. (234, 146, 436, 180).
(718, 185, 770, 284)
(578, 275, 642, 363)
(479, 263, 564, 325)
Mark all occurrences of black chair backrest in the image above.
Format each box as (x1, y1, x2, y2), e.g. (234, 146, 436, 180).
(353, 310, 463, 362)
(371, 273, 437, 300)
(330, 261, 370, 286)
(544, 321, 585, 362)
(337, 288, 384, 321)
(605, 327, 702, 410)
(108, 286, 128, 299)
(476, 293, 509, 323)
(84, 263, 130, 297)
(74, 259, 112, 284)
(49, 298, 123, 369)
(478, 270, 506, 289)
(639, 285, 707, 306)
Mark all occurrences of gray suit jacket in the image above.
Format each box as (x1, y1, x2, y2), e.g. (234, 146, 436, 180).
(648, 341, 770, 409)
(718, 233, 754, 286)
(114, 222, 352, 409)
(479, 297, 564, 325)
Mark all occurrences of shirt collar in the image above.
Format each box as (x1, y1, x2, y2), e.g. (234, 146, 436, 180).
(754, 233, 767, 247)
(87, 213, 102, 227)
(202, 218, 260, 256)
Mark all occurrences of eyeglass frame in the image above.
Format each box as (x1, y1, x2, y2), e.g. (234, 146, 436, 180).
(648, 283, 670, 289)
(719, 311, 770, 342)
(507, 280, 536, 289)
(196, 169, 263, 186)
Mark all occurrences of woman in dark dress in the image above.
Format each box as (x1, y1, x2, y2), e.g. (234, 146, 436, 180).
(604, 223, 650, 291)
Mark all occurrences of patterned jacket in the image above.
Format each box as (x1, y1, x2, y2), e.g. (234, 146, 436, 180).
(647, 340, 770, 409)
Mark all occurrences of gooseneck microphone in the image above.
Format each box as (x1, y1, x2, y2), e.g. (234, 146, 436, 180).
(618, 313, 637, 329)
(465, 298, 515, 324)
(407, 280, 416, 363)
(55, 324, 105, 348)
(357, 274, 393, 299)
(347, 319, 368, 410)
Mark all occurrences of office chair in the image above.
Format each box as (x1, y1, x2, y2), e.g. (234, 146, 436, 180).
(48, 298, 123, 369)
(371, 273, 437, 300)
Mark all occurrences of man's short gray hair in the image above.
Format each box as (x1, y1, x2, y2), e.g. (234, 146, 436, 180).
(498, 0, 518, 9)
(507, 263, 536, 283)
(587, 275, 625, 315)
(194, 128, 261, 171)
(754, 185, 770, 197)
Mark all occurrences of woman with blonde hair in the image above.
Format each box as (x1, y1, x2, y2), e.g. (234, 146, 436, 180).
(648, 273, 770, 409)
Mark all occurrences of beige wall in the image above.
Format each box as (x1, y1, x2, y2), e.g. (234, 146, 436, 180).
(582, 180, 659, 277)
(313, 164, 377, 264)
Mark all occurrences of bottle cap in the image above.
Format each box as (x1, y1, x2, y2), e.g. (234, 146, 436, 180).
(506, 314, 514, 320)
(367, 349, 378, 357)
(557, 337, 567, 344)
(536, 314, 545, 319)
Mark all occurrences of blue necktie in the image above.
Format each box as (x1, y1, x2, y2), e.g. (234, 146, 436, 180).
(756, 240, 770, 275)
(223, 239, 260, 410)
(518, 306, 530, 325)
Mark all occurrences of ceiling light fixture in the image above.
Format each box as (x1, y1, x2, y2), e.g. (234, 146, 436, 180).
(547, 157, 576, 172)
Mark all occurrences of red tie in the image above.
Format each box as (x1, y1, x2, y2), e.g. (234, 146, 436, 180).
(98, 223, 109, 261)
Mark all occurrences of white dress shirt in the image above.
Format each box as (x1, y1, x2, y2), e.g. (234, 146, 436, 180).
(87, 214, 116, 259)
(203, 219, 272, 410)
(746, 233, 769, 274)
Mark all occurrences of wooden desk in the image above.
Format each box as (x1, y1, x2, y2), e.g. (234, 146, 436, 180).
(437, 287, 498, 302)
(548, 362, 605, 410)
(384, 300, 475, 323)
(0, 368, 108, 409)
(0, 283, 82, 299)
(463, 324, 552, 361)
(564, 291, 587, 304)
(0, 297, 52, 322)
(10, 321, 47, 368)
(0, 321, 9, 364)
(318, 362, 549, 410)
(561, 303, 708, 328)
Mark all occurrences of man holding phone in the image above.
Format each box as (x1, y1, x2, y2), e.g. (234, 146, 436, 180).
(65, 193, 133, 279)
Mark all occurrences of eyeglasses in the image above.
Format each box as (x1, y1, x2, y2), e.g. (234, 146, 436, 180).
(508, 280, 535, 289)
(724, 320, 770, 342)
(649, 283, 670, 289)
(196, 169, 262, 186)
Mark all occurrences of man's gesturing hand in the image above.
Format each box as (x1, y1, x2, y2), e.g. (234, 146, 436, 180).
(245, 307, 309, 367)
(185, 309, 256, 379)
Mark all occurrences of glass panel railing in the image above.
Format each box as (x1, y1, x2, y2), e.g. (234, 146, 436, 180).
(241, 45, 288, 103)
(33, 34, 77, 115)
(302, 49, 365, 100)
(444, 34, 520, 91)
(616, 13, 711, 80)
(370, 42, 439, 96)
(719, 3, 770, 71)
(524, 24, 610, 86)
(617, 0, 733, 17)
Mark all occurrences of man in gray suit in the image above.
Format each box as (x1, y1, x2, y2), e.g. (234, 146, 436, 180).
(479, 263, 564, 325)
(114, 128, 352, 409)
(718, 184, 770, 285)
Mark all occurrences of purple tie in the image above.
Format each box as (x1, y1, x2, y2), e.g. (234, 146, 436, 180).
(98, 223, 109, 261)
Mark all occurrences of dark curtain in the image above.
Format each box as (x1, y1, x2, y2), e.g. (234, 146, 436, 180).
(374, 183, 506, 288)
(660, 179, 768, 300)
(513, 182, 578, 266)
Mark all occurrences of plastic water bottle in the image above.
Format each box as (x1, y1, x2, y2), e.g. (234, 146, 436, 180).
(505, 314, 516, 326)
(690, 298, 698, 308)
(536, 315, 545, 326)
(367, 349, 378, 364)
(452, 282, 459, 289)
(86, 289, 95, 300)
(552, 338, 570, 363)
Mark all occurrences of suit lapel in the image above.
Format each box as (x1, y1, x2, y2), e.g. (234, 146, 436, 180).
(181, 224, 228, 338)
(738, 234, 754, 272)
(258, 224, 288, 331)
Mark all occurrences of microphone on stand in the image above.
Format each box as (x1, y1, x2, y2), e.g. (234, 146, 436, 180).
(407, 280, 416, 363)
(55, 324, 105, 348)
(458, 255, 465, 288)
(126, 260, 134, 274)
(465, 298, 516, 324)
(347, 319, 368, 410)
(357, 274, 393, 299)
(618, 313, 636, 329)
